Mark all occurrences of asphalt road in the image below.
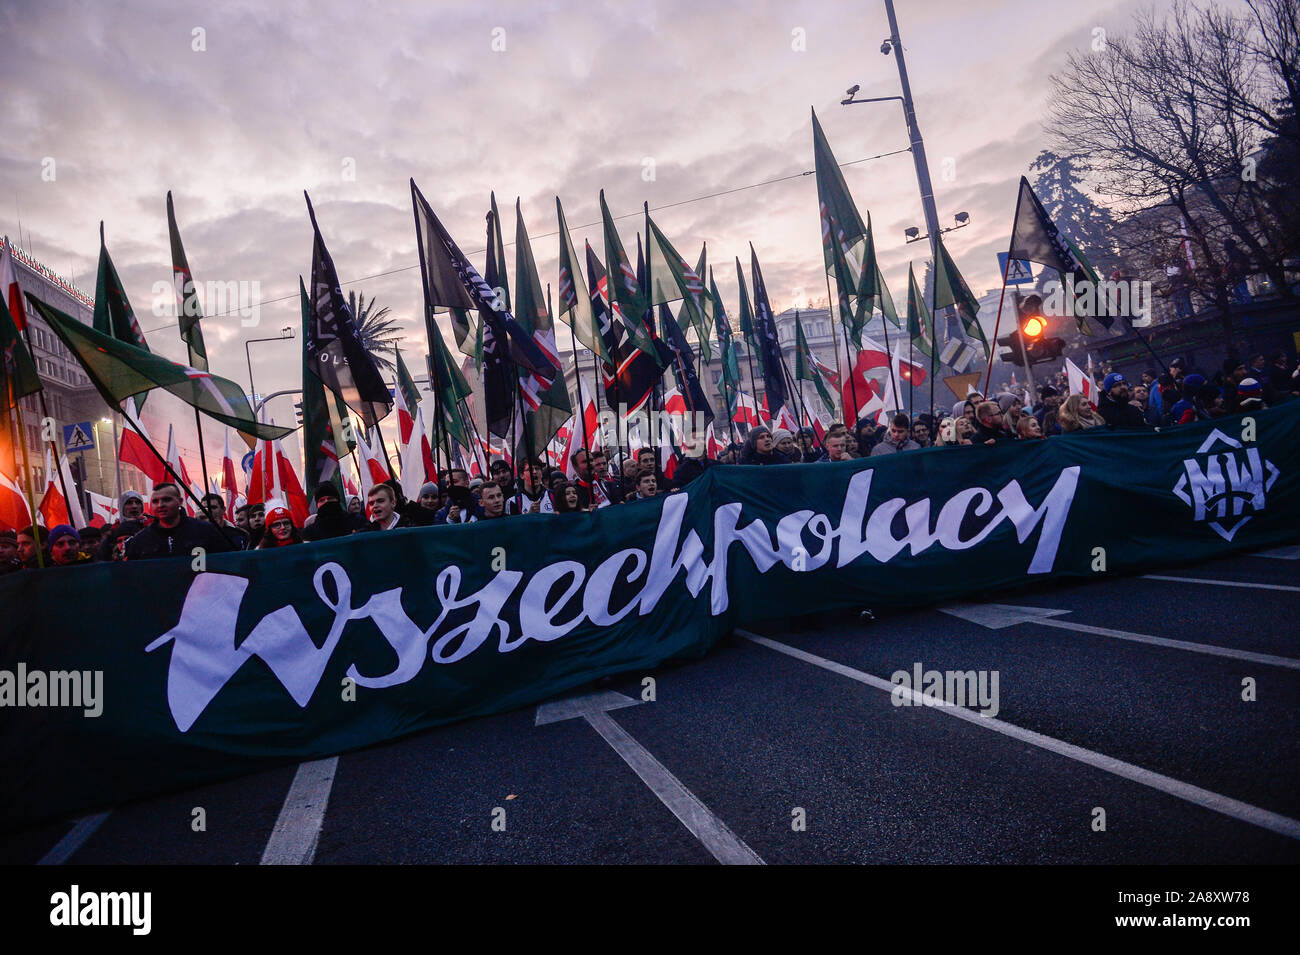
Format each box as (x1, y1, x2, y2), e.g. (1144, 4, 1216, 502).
(4, 545, 1298, 866)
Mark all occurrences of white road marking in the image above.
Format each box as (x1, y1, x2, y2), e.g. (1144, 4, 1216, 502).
(1143, 574, 1300, 593)
(260, 757, 339, 865)
(537, 691, 763, 865)
(941, 603, 1300, 670)
(37, 812, 111, 865)
(740, 630, 1300, 842)
(1249, 545, 1300, 560)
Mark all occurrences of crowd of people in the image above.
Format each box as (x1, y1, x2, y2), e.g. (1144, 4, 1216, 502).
(3, 348, 1296, 573)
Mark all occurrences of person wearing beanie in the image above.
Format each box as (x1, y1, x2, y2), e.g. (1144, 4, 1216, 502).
(256, 502, 302, 548)
(1167, 373, 1209, 425)
(0, 529, 23, 575)
(1097, 372, 1149, 430)
(738, 426, 792, 465)
(1236, 377, 1266, 410)
(47, 524, 94, 567)
(303, 483, 366, 541)
(772, 428, 797, 460)
(118, 490, 147, 527)
(400, 480, 443, 526)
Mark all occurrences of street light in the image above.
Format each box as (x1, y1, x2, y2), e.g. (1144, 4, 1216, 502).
(904, 213, 972, 244)
(245, 326, 295, 406)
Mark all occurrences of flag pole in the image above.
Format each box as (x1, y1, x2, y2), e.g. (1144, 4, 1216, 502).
(11, 401, 44, 567)
(928, 261, 938, 426)
(18, 323, 77, 522)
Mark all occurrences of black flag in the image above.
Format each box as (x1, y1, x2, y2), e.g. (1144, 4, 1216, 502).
(410, 179, 555, 436)
(659, 303, 714, 424)
(304, 191, 393, 430)
(586, 241, 662, 415)
(749, 245, 788, 417)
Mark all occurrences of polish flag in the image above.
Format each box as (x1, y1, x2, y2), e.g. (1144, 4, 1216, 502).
(119, 399, 167, 485)
(38, 446, 85, 528)
(86, 490, 119, 527)
(1065, 357, 1098, 408)
(773, 404, 799, 433)
(354, 426, 391, 498)
(0, 469, 31, 532)
(419, 409, 436, 482)
(399, 405, 430, 501)
(393, 380, 415, 446)
(341, 459, 359, 499)
(731, 391, 767, 428)
(705, 422, 725, 460)
(164, 425, 198, 515)
(274, 438, 310, 526)
(220, 430, 240, 522)
(2, 235, 26, 331)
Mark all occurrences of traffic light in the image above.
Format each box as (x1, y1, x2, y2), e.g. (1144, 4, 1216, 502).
(293, 400, 304, 427)
(997, 329, 1027, 367)
(1014, 295, 1067, 366)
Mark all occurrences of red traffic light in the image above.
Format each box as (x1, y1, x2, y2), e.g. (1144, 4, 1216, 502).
(1021, 315, 1046, 339)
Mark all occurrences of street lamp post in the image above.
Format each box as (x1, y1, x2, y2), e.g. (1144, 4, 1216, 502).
(245, 326, 295, 407)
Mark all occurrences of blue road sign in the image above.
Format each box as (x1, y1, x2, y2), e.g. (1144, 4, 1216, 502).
(997, 253, 1035, 285)
(241, 451, 255, 473)
(64, 421, 95, 453)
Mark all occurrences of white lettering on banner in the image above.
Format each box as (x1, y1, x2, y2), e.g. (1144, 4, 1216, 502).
(146, 467, 1082, 732)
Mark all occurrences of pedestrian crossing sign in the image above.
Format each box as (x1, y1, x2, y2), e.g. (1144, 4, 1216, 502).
(64, 421, 95, 453)
(997, 253, 1035, 285)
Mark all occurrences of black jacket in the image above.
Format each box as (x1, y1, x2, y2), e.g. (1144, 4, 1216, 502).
(302, 501, 367, 540)
(124, 515, 237, 561)
(1098, 393, 1150, 430)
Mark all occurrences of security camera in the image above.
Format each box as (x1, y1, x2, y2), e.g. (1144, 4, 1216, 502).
(846, 84, 860, 96)
(880, 39, 892, 55)
(954, 211, 970, 224)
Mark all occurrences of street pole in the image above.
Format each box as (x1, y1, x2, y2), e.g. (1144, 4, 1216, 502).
(1011, 289, 1037, 398)
(882, 0, 942, 291)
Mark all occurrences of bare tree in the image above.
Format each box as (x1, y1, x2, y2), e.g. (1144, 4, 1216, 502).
(1046, 0, 1296, 327)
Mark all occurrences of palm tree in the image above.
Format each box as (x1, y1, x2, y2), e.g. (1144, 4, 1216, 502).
(348, 290, 402, 375)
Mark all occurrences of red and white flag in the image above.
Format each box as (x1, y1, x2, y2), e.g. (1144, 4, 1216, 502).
(86, 490, 119, 527)
(399, 405, 430, 501)
(0, 469, 31, 532)
(731, 390, 767, 428)
(2, 235, 26, 332)
(1064, 357, 1098, 408)
(38, 446, 85, 528)
(354, 426, 391, 498)
(393, 378, 415, 446)
(219, 430, 240, 522)
(274, 438, 310, 527)
(773, 404, 799, 433)
(119, 399, 166, 486)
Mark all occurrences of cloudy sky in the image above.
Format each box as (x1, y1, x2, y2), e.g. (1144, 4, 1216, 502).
(2, 0, 1177, 468)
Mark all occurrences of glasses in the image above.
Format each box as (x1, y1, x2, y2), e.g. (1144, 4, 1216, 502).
(271, 520, 293, 531)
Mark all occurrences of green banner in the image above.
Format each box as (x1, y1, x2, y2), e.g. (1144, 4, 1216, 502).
(2, 406, 1297, 828)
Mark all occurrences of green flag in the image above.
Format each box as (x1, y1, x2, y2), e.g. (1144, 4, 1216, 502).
(599, 191, 660, 363)
(709, 268, 741, 414)
(812, 108, 868, 265)
(933, 233, 989, 357)
(93, 222, 150, 408)
(555, 197, 611, 364)
(166, 192, 208, 371)
(645, 216, 711, 363)
(427, 320, 472, 450)
(0, 298, 40, 414)
(794, 311, 836, 412)
(906, 263, 934, 359)
(448, 307, 482, 368)
(514, 201, 571, 458)
(30, 292, 292, 440)
(395, 348, 422, 415)
(734, 257, 764, 376)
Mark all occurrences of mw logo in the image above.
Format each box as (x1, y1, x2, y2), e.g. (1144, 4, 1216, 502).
(1172, 429, 1279, 541)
